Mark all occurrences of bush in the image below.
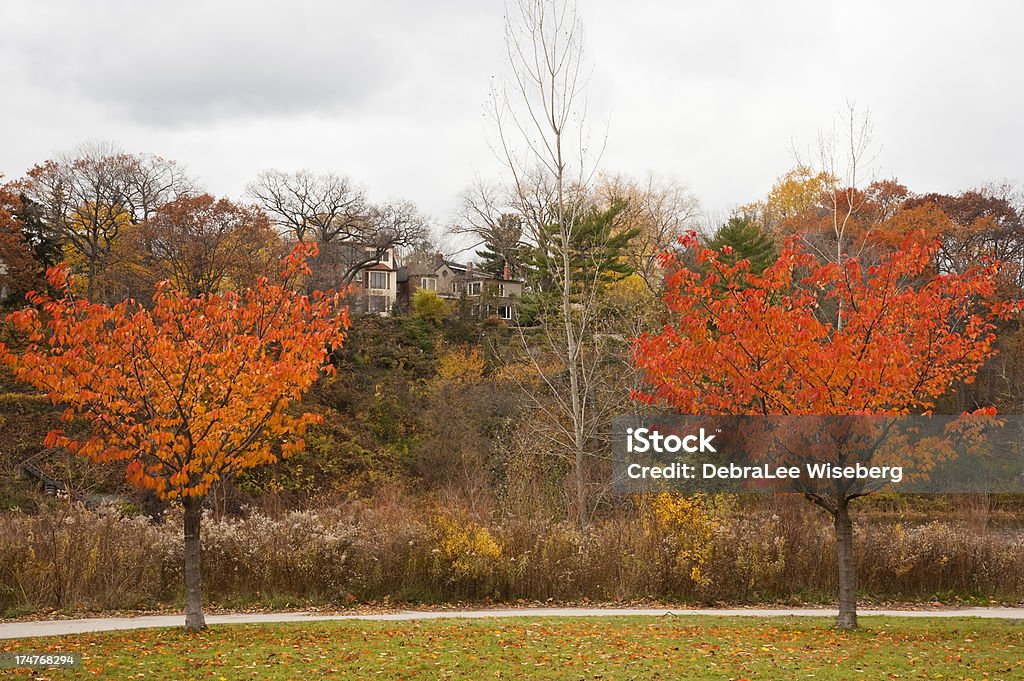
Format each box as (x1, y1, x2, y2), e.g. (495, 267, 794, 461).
(644, 493, 717, 588)
(412, 290, 449, 326)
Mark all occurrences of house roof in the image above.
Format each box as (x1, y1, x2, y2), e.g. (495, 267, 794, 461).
(439, 261, 522, 282)
(404, 255, 524, 283)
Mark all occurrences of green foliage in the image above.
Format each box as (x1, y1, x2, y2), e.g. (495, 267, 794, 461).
(515, 201, 642, 326)
(475, 213, 528, 278)
(412, 289, 449, 326)
(334, 315, 439, 377)
(443, 316, 481, 344)
(709, 216, 779, 275)
(399, 317, 435, 356)
(10, 192, 63, 270)
(526, 200, 640, 296)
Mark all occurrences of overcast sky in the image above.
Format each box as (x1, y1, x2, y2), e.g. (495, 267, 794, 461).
(2, 0, 1022, 241)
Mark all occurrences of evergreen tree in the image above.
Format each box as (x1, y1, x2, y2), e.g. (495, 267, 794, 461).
(11, 192, 62, 270)
(475, 213, 527, 278)
(526, 200, 639, 295)
(710, 216, 778, 275)
(515, 200, 639, 325)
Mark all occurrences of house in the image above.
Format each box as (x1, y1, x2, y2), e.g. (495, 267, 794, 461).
(306, 241, 398, 316)
(309, 244, 523, 320)
(358, 257, 398, 315)
(397, 254, 523, 322)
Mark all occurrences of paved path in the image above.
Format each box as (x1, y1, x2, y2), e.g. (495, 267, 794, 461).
(3, 607, 1024, 639)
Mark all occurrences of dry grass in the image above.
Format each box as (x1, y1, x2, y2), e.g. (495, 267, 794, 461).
(2, 494, 1023, 616)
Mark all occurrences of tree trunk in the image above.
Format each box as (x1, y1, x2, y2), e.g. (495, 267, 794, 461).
(557, 125, 588, 531)
(574, 448, 587, 528)
(85, 259, 96, 302)
(833, 499, 857, 629)
(183, 495, 206, 630)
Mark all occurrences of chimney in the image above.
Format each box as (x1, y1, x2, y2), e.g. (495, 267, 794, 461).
(503, 262, 511, 280)
(466, 262, 474, 276)
(434, 252, 444, 267)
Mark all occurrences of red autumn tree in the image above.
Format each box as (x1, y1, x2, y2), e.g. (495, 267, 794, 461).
(0, 243, 348, 629)
(138, 193, 283, 297)
(0, 181, 44, 305)
(631, 231, 1018, 628)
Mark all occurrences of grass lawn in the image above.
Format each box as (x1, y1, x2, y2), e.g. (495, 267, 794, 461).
(2, 616, 1023, 679)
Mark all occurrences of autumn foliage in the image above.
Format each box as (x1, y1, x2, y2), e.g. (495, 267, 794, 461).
(632, 231, 1018, 416)
(0, 243, 349, 628)
(138, 193, 282, 297)
(631, 230, 1020, 628)
(0, 243, 348, 501)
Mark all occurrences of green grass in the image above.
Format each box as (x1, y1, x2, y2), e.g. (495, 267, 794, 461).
(2, 616, 1023, 679)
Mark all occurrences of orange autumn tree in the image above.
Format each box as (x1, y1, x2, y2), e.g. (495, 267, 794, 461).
(0, 243, 348, 630)
(631, 231, 1018, 629)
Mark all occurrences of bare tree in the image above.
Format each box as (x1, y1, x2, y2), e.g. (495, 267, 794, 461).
(23, 141, 194, 301)
(596, 172, 701, 296)
(247, 170, 366, 244)
(793, 102, 879, 267)
(455, 179, 506, 239)
(248, 170, 430, 285)
(454, 179, 527, 276)
(490, 0, 614, 526)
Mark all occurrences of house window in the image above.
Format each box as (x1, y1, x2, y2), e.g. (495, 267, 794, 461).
(467, 281, 482, 295)
(497, 283, 505, 297)
(369, 271, 389, 290)
(451, 282, 459, 294)
(499, 306, 513, 320)
(420, 277, 437, 291)
(368, 295, 388, 313)
(380, 251, 390, 263)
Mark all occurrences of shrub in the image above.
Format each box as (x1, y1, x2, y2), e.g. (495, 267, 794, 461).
(412, 290, 449, 325)
(645, 493, 718, 588)
(431, 513, 502, 582)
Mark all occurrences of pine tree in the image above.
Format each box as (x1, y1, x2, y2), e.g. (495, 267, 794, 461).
(710, 216, 778, 275)
(526, 200, 639, 295)
(475, 213, 527, 278)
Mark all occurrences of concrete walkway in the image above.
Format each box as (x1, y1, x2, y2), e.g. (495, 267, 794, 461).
(4, 607, 1024, 639)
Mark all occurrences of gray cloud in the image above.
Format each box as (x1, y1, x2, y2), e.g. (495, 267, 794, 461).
(3, 0, 415, 126)
(0, 0, 1021, 225)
